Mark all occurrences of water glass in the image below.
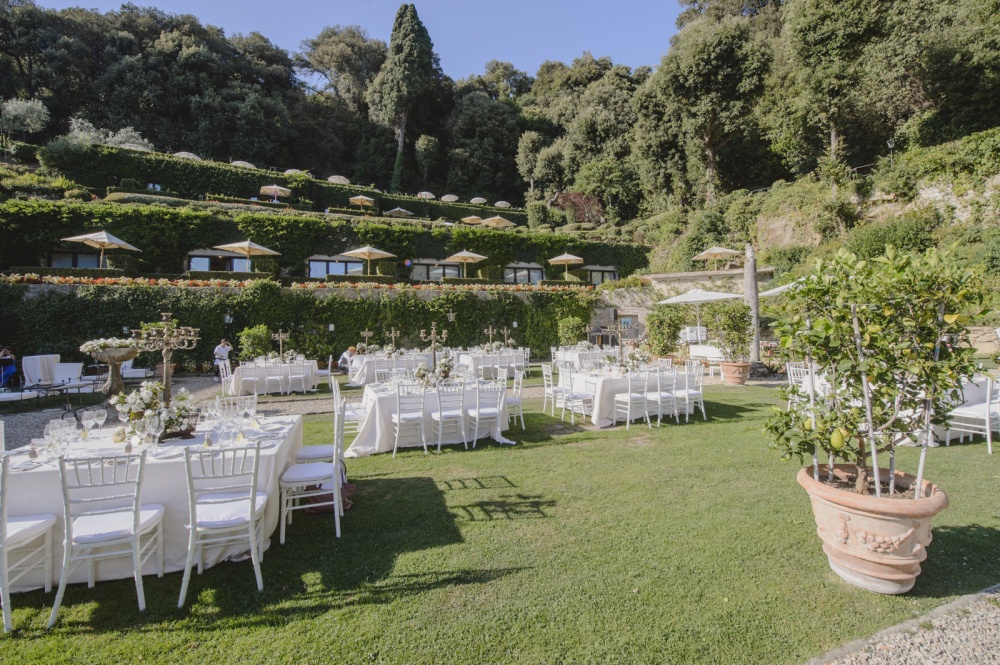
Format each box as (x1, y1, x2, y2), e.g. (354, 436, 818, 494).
(94, 407, 108, 431)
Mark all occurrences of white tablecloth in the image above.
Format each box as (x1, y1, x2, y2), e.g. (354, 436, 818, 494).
(230, 361, 319, 395)
(567, 371, 694, 427)
(348, 353, 433, 386)
(22, 354, 60, 387)
(458, 353, 521, 379)
(345, 382, 510, 457)
(6, 415, 302, 593)
(555, 350, 604, 370)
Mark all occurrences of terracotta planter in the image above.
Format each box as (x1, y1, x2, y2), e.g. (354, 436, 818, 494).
(797, 465, 949, 594)
(90, 347, 139, 397)
(154, 363, 177, 379)
(719, 361, 751, 385)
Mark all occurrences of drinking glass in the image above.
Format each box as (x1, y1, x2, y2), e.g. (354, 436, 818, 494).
(94, 407, 108, 431)
(81, 409, 96, 435)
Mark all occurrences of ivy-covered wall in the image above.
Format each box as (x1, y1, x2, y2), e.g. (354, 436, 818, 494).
(38, 143, 529, 224)
(0, 199, 649, 277)
(0, 281, 596, 364)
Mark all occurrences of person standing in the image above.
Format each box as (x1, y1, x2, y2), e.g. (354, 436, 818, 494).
(213, 339, 232, 382)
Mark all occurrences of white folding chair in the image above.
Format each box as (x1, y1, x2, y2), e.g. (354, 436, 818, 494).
(280, 403, 344, 543)
(286, 363, 308, 394)
(946, 378, 999, 454)
(647, 368, 680, 426)
(1, 455, 57, 632)
(263, 364, 286, 395)
(431, 381, 468, 452)
(676, 370, 707, 422)
(323, 379, 368, 441)
(314, 354, 334, 388)
(469, 380, 505, 448)
(178, 443, 266, 608)
(560, 369, 595, 425)
(613, 370, 652, 429)
(218, 360, 234, 396)
(542, 363, 563, 417)
(507, 370, 525, 431)
(238, 361, 261, 396)
(392, 382, 427, 457)
(49, 452, 164, 627)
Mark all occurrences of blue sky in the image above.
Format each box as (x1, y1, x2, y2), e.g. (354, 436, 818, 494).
(40, 1, 682, 78)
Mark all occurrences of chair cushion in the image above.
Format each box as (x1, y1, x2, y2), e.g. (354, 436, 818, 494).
(950, 404, 992, 418)
(675, 389, 702, 398)
(296, 444, 335, 461)
(506, 397, 521, 405)
(469, 408, 499, 418)
(614, 393, 646, 401)
(432, 409, 464, 420)
(194, 493, 267, 529)
(565, 392, 594, 400)
(646, 392, 675, 400)
(72, 505, 164, 544)
(281, 462, 335, 485)
(392, 411, 424, 422)
(344, 407, 367, 420)
(6, 513, 56, 548)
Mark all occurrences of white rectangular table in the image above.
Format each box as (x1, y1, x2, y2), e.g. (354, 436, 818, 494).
(348, 353, 433, 386)
(567, 370, 695, 427)
(345, 382, 511, 457)
(6, 415, 302, 593)
(230, 361, 319, 395)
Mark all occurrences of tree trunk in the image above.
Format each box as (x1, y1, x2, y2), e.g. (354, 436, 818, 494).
(829, 122, 839, 201)
(744, 243, 761, 363)
(704, 139, 718, 206)
(529, 176, 535, 195)
(391, 109, 408, 193)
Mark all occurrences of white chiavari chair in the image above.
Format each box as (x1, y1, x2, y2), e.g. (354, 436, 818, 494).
(280, 403, 345, 543)
(392, 382, 427, 457)
(431, 381, 468, 452)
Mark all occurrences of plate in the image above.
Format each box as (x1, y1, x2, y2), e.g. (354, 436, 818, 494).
(151, 448, 185, 459)
(11, 460, 42, 471)
(260, 423, 285, 432)
(258, 439, 281, 448)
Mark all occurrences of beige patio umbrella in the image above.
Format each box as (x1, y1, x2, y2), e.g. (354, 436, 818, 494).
(548, 252, 584, 278)
(460, 215, 483, 225)
(213, 239, 281, 272)
(328, 175, 351, 184)
(349, 195, 375, 208)
(494, 200, 512, 208)
(231, 160, 257, 169)
(283, 169, 306, 175)
(417, 191, 436, 200)
(470, 197, 487, 205)
(342, 245, 396, 275)
(173, 151, 201, 160)
(691, 246, 742, 269)
(63, 230, 141, 268)
(440, 194, 459, 202)
(481, 215, 516, 229)
(444, 249, 488, 278)
(384, 207, 414, 217)
(260, 184, 291, 202)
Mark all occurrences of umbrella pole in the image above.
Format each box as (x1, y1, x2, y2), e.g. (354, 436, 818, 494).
(99, 246, 105, 269)
(463, 263, 467, 279)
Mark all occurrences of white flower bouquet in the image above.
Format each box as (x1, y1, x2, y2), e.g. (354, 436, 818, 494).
(80, 337, 137, 354)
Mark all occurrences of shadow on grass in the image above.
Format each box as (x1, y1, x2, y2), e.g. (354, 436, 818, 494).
(452, 494, 556, 522)
(908, 523, 1000, 599)
(12, 475, 522, 636)
(437, 476, 517, 491)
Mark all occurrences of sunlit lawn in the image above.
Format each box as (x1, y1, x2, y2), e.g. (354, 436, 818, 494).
(3, 386, 998, 663)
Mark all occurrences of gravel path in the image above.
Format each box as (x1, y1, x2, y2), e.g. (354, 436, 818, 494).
(810, 584, 1000, 664)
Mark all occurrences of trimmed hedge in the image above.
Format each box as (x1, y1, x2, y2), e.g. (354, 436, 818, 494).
(9, 142, 39, 164)
(0, 280, 597, 362)
(0, 199, 649, 279)
(6, 267, 124, 278)
(325, 274, 397, 285)
(206, 194, 312, 211)
(184, 271, 267, 281)
(441, 277, 496, 285)
(39, 143, 529, 225)
(104, 192, 192, 207)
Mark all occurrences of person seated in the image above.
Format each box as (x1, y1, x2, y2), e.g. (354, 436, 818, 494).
(338, 346, 357, 374)
(0, 347, 15, 388)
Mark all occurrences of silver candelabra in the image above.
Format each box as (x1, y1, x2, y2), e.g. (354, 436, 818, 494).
(131, 312, 199, 405)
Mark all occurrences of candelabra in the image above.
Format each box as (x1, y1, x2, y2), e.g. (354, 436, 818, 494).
(483, 325, 497, 345)
(359, 329, 374, 345)
(271, 329, 291, 356)
(420, 322, 448, 369)
(385, 327, 401, 351)
(131, 312, 199, 405)
(500, 326, 514, 346)
(602, 319, 632, 364)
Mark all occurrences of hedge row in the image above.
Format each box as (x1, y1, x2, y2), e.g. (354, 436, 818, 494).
(441, 277, 495, 285)
(6, 267, 125, 278)
(39, 143, 529, 225)
(0, 280, 596, 363)
(325, 274, 397, 285)
(0, 199, 649, 278)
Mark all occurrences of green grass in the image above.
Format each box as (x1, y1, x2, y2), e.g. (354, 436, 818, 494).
(4, 386, 999, 663)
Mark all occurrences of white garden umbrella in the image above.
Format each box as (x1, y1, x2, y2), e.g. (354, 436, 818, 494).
(283, 169, 306, 175)
(213, 240, 281, 271)
(657, 288, 740, 330)
(481, 216, 516, 229)
(444, 250, 488, 278)
(548, 252, 584, 277)
(494, 200, 512, 208)
(440, 194, 459, 202)
(328, 175, 351, 184)
(231, 160, 257, 169)
(470, 197, 487, 205)
(342, 245, 396, 275)
(260, 184, 291, 202)
(63, 230, 141, 268)
(384, 207, 414, 217)
(172, 151, 201, 160)
(759, 279, 804, 297)
(417, 191, 436, 199)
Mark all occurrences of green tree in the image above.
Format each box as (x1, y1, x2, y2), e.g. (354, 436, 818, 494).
(297, 25, 387, 111)
(516, 130, 546, 195)
(445, 91, 522, 201)
(365, 4, 435, 192)
(414, 134, 439, 188)
(0, 97, 48, 151)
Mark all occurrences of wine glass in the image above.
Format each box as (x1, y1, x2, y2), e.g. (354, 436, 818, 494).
(94, 407, 108, 432)
(81, 409, 96, 437)
(146, 414, 165, 446)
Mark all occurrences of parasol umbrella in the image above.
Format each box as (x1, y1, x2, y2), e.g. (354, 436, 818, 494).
(481, 216, 516, 229)
(284, 169, 306, 175)
(548, 252, 584, 278)
(691, 246, 742, 269)
(460, 216, 483, 225)
(173, 151, 201, 160)
(328, 175, 351, 184)
(213, 240, 281, 272)
(349, 195, 375, 208)
(444, 249, 488, 278)
(231, 160, 257, 169)
(417, 191, 436, 200)
(657, 288, 740, 330)
(63, 230, 141, 268)
(440, 194, 459, 202)
(118, 142, 151, 152)
(384, 207, 414, 217)
(470, 197, 487, 205)
(342, 245, 396, 275)
(260, 184, 291, 203)
(494, 200, 512, 208)
(759, 279, 804, 297)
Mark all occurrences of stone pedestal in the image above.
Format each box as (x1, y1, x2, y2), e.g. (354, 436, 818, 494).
(91, 348, 139, 397)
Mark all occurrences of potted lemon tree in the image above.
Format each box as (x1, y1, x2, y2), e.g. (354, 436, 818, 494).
(764, 246, 983, 594)
(708, 299, 753, 385)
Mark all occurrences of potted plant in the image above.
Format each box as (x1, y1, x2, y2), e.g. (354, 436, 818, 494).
(764, 247, 983, 594)
(708, 299, 752, 385)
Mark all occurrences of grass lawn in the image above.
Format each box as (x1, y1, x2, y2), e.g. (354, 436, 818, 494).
(3, 386, 999, 663)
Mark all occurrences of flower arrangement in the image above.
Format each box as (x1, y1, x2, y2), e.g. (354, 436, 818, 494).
(356, 342, 381, 355)
(109, 380, 195, 435)
(414, 362, 433, 385)
(624, 349, 650, 369)
(80, 337, 137, 353)
(435, 356, 455, 383)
